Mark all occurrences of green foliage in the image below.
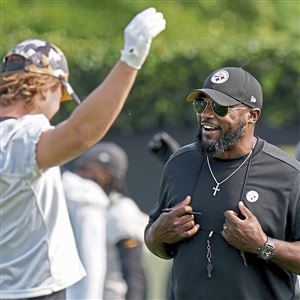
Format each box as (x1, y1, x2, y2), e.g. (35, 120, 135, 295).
(1, 0, 299, 134)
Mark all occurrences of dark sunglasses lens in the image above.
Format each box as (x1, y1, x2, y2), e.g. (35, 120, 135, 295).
(193, 100, 207, 113)
(193, 98, 229, 117)
(212, 102, 228, 117)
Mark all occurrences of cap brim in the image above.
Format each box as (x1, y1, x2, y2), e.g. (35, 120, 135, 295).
(61, 88, 73, 102)
(60, 79, 81, 105)
(186, 89, 240, 106)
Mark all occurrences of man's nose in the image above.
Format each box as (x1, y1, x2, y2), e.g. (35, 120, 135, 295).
(200, 101, 214, 116)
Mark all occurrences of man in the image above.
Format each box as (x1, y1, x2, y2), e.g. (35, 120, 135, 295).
(144, 67, 300, 300)
(71, 142, 148, 300)
(0, 8, 165, 299)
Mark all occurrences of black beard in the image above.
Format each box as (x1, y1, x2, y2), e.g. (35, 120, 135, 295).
(195, 121, 246, 157)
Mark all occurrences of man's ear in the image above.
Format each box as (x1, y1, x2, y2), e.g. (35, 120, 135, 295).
(248, 108, 261, 124)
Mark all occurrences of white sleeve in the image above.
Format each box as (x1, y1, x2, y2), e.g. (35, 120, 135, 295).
(1, 114, 51, 177)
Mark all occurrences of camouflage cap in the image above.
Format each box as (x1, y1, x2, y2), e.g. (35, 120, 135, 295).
(2, 39, 80, 104)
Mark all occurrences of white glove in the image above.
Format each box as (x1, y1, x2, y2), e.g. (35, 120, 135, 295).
(120, 7, 166, 70)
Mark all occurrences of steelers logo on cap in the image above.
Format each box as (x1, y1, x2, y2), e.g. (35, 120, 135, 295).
(211, 70, 229, 84)
(246, 190, 259, 203)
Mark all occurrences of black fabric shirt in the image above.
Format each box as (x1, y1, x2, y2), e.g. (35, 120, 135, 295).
(147, 137, 300, 300)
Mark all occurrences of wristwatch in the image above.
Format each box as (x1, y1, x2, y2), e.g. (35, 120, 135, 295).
(257, 236, 275, 260)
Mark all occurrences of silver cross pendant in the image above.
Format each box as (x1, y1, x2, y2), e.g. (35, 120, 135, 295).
(212, 183, 220, 196)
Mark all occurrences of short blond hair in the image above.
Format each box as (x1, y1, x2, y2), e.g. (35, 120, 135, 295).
(0, 71, 61, 108)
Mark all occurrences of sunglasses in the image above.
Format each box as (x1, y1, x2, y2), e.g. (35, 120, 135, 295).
(193, 98, 245, 117)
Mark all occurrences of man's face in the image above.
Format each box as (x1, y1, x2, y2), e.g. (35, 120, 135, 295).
(195, 98, 249, 156)
(76, 162, 110, 186)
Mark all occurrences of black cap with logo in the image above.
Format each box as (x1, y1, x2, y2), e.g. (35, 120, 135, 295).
(186, 67, 263, 109)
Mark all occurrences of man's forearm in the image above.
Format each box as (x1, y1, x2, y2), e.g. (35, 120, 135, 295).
(271, 240, 300, 274)
(144, 225, 174, 260)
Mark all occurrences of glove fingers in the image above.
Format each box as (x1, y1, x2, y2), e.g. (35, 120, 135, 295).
(134, 15, 166, 38)
(126, 16, 166, 40)
(146, 22, 166, 38)
(121, 7, 166, 69)
(143, 16, 166, 37)
(139, 12, 165, 27)
(125, 11, 161, 35)
(130, 8, 164, 30)
(135, 7, 156, 20)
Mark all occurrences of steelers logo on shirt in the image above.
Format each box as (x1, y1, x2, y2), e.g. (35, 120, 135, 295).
(246, 190, 259, 203)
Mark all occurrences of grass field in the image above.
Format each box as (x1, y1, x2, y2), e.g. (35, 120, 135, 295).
(280, 145, 297, 157)
(144, 251, 172, 300)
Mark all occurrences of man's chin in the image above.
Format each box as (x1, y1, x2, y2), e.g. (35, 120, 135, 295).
(201, 136, 217, 148)
(195, 130, 218, 156)
(201, 141, 221, 157)
(195, 122, 246, 156)
(201, 129, 221, 142)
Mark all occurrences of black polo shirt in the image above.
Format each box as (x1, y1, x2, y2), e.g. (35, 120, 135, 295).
(148, 137, 300, 300)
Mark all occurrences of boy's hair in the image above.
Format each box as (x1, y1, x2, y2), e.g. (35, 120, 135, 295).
(0, 71, 60, 108)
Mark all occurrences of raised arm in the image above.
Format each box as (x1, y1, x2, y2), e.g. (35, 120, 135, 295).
(37, 8, 166, 169)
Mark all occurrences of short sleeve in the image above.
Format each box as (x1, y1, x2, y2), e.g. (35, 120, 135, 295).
(0, 114, 52, 177)
(147, 164, 170, 225)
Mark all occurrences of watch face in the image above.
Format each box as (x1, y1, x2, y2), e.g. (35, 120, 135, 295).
(259, 247, 273, 260)
(257, 240, 275, 261)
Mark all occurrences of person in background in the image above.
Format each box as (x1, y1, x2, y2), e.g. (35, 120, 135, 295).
(0, 8, 165, 299)
(73, 142, 148, 300)
(145, 67, 300, 300)
(148, 131, 180, 163)
(62, 170, 109, 299)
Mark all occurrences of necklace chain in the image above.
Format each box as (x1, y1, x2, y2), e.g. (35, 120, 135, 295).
(207, 148, 254, 196)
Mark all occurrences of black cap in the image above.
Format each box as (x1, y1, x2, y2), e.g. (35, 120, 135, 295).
(76, 142, 128, 180)
(186, 67, 263, 109)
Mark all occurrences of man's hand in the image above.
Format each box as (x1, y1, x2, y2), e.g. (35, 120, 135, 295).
(221, 201, 267, 253)
(120, 7, 166, 69)
(149, 196, 200, 245)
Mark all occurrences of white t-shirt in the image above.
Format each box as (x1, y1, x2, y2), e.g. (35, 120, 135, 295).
(0, 115, 85, 299)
